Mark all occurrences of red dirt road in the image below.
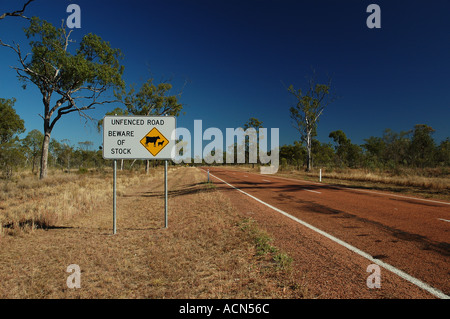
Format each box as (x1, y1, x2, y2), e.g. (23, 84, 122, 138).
(202, 167, 450, 299)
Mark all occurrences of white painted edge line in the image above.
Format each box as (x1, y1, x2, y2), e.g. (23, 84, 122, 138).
(245, 171, 450, 206)
(303, 188, 321, 194)
(438, 218, 450, 223)
(205, 169, 449, 299)
(338, 186, 450, 206)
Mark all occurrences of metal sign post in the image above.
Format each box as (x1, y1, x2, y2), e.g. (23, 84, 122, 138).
(103, 116, 176, 234)
(164, 160, 168, 228)
(113, 160, 117, 234)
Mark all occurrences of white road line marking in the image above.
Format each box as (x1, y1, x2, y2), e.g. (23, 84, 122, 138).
(303, 188, 321, 194)
(205, 169, 449, 300)
(338, 187, 450, 206)
(438, 218, 450, 223)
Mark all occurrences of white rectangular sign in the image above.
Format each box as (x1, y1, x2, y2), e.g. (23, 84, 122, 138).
(102, 116, 176, 160)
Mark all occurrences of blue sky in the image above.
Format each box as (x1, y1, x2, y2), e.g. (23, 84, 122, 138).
(1, 0, 449, 151)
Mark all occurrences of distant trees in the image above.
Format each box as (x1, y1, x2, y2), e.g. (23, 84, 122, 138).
(0, 17, 125, 179)
(279, 141, 306, 170)
(288, 74, 335, 171)
(362, 136, 385, 166)
(380, 128, 411, 167)
(50, 139, 74, 170)
(436, 138, 450, 166)
(329, 130, 362, 168)
(362, 125, 440, 169)
(21, 129, 43, 173)
(329, 130, 349, 166)
(0, 98, 26, 177)
(0, 98, 25, 144)
(311, 140, 335, 168)
(243, 117, 263, 167)
(280, 124, 450, 171)
(409, 124, 435, 168)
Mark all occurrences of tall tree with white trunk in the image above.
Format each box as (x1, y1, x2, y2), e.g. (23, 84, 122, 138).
(288, 74, 335, 171)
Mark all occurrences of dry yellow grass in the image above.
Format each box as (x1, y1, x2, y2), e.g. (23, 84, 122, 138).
(0, 169, 154, 234)
(313, 168, 450, 190)
(226, 165, 450, 201)
(302, 168, 450, 201)
(0, 166, 304, 298)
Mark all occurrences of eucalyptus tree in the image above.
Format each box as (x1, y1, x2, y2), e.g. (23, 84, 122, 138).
(288, 74, 335, 171)
(243, 117, 263, 167)
(409, 124, 436, 168)
(0, 98, 25, 144)
(120, 78, 184, 117)
(329, 130, 363, 168)
(0, 97, 26, 177)
(0, 17, 125, 179)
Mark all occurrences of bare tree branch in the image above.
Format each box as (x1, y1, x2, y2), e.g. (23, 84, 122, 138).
(0, 0, 35, 20)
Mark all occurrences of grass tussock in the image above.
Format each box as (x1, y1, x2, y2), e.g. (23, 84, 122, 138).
(237, 217, 310, 297)
(239, 217, 293, 270)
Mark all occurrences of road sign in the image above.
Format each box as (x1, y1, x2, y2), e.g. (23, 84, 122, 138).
(103, 115, 175, 234)
(103, 116, 176, 160)
(140, 127, 170, 156)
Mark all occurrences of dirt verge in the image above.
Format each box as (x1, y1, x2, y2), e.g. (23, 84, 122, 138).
(0, 167, 302, 298)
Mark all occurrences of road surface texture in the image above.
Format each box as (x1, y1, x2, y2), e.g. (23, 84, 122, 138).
(202, 167, 450, 299)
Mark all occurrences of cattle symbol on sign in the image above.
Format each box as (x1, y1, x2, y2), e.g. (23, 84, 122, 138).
(140, 127, 169, 156)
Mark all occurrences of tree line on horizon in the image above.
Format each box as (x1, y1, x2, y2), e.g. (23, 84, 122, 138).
(1, 108, 449, 178)
(279, 124, 450, 172)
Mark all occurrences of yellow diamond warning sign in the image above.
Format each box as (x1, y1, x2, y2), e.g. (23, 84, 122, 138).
(140, 127, 169, 156)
